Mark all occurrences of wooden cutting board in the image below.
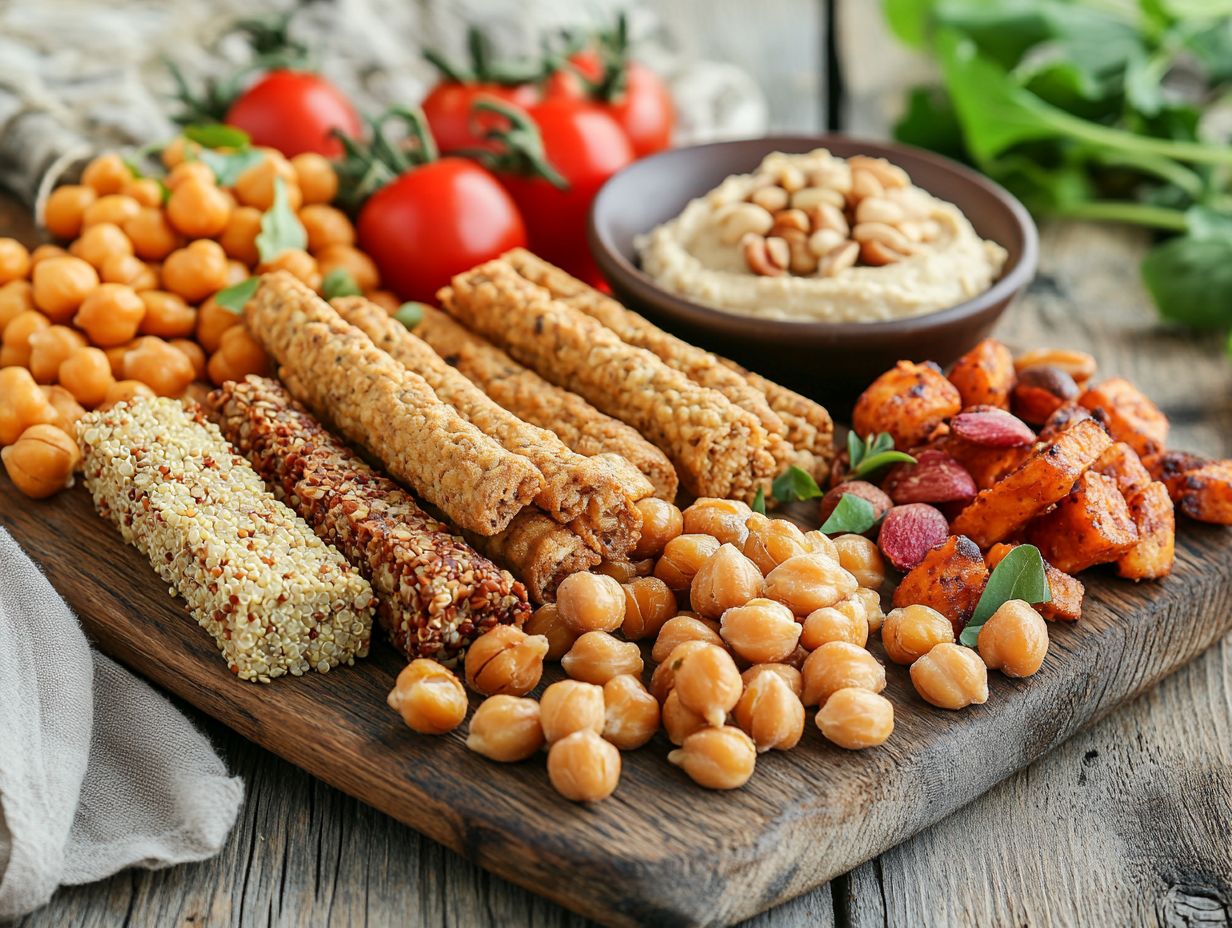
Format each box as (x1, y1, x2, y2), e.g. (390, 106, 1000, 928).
(4, 478, 1231, 927)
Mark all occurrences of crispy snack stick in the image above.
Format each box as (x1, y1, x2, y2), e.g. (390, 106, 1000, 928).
(412, 304, 678, 500)
(440, 260, 776, 501)
(467, 509, 602, 604)
(331, 296, 643, 560)
(210, 377, 531, 664)
(77, 397, 375, 683)
(245, 272, 541, 536)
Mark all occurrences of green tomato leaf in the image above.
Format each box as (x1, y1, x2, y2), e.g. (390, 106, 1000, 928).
(321, 268, 363, 301)
(894, 85, 970, 162)
(1141, 233, 1232, 330)
(882, 0, 932, 48)
(853, 450, 918, 480)
(395, 302, 426, 330)
(959, 544, 1051, 647)
(256, 176, 307, 264)
(771, 465, 824, 504)
(196, 147, 266, 188)
(751, 486, 767, 516)
(182, 123, 252, 150)
(214, 276, 260, 315)
(1185, 205, 1232, 241)
(819, 494, 878, 535)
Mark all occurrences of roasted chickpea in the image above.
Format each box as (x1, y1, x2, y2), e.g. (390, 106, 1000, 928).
(672, 643, 742, 727)
(621, 576, 676, 641)
(654, 533, 721, 591)
(649, 639, 711, 704)
(31, 256, 99, 323)
(0, 238, 31, 284)
(103, 343, 131, 378)
(801, 640, 886, 707)
(260, 248, 321, 291)
(1, 310, 51, 367)
(855, 587, 885, 634)
(466, 695, 544, 762)
(561, 630, 643, 685)
(539, 679, 605, 744)
(740, 662, 803, 699)
(161, 136, 200, 170)
(742, 513, 810, 574)
(123, 336, 196, 397)
(2, 423, 80, 498)
(386, 659, 468, 735)
(661, 689, 707, 745)
(832, 533, 888, 591)
(800, 593, 872, 651)
(234, 153, 299, 211)
(602, 674, 660, 750)
(99, 253, 158, 291)
(816, 687, 895, 749)
(548, 730, 621, 802)
(166, 160, 214, 190)
(81, 193, 140, 229)
(99, 379, 155, 410)
(215, 326, 270, 378)
(803, 529, 840, 561)
(0, 281, 34, 334)
(161, 240, 228, 304)
(69, 222, 133, 271)
(668, 726, 757, 790)
(720, 598, 801, 664)
(120, 177, 163, 208)
(28, 326, 87, 383)
(651, 614, 725, 664)
(167, 177, 232, 239)
(682, 497, 753, 545)
(882, 604, 955, 665)
(224, 260, 249, 287)
(206, 350, 241, 387)
(690, 543, 764, 619)
(29, 245, 67, 267)
(736, 669, 804, 752)
(81, 153, 129, 195)
(910, 642, 989, 709)
(136, 290, 196, 340)
(291, 152, 339, 204)
(765, 551, 858, 616)
(169, 339, 208, 380)
(977, 599, 1049, 677)
(58, 347, 114, 407)
(631, 497, 684, 559)
(316, 244, 379, 292)
(556, 571, 626, 633)
(299, 203, 354, 252)
(123, 207, 180, 262)
(463, 625, 549, 696)
(195, 297, 242, 354)
(0, 367, 58, 445)
(43, 185, 96, 239)
(40, 385, 86, 434)
(521, 602, 577, 661)
(217, 206, 263, 266)
(596, 558, 653, 583)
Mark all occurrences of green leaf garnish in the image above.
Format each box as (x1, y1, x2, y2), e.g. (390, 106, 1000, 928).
(395, 302, 426, 329)
(818, 494, 877, 535)
(846, 431, 916, 480)
(959, 544, 1052, 647)
(321, 268, 362, 301)
(214, 277, 260, 315)
(771, 465, 823, 504)
(256, 176, 307, 263)
(196, 147, 266, 187)
(751, 486, 766, 515)
(183, 123, 251, 149)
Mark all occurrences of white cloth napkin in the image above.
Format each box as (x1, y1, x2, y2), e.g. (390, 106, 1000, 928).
(0, 528, 243, 919)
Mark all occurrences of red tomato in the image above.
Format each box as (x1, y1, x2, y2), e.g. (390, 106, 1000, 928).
(495, 98, 634, 286)
(423, 82, 540, 153)
(225, 70, 361, 159)
(357, 158, 527, 303)
(545, 51, 674, 157)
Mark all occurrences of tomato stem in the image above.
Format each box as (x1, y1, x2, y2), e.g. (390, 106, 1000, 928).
(467, 99, 569, 190)
(332, 105, 443, 210)
(422, 25, 545, 86)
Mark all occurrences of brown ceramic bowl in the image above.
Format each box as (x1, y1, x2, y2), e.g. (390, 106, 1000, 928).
(588, 135, 1037, 407)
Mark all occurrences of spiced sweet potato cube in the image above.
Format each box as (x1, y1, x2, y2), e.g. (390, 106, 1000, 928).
(947, 338, 1015, 409)
(1116, 481, 1176, 580)
(852, 360, 962, 450)
(1078, 377, 1169, 457)
(1025, 471, 1139, 573)
(1093, 441, 1152, 497)
(1176, 461, 1232, 525)
(984, 542, 1085, 621)
(892, 534, 988, 635)
(1142, 449, 1210, 501)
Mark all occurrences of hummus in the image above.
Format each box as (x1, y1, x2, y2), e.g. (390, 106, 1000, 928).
(636, 149, 1008, 324)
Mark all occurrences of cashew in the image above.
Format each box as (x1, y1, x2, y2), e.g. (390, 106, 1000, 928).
(771, 208, 811, 236)
(807, 228, 847, 257)
(855, 197, 906, 226)
(808, 202, 849, 237)
(850, 155, 910, 190)
(849, 169, 885, 203)
(860, 238, 912, 266)
(742, 233, 788, 277)
(791, 186, 846, 211)
(781, 229, 819, 275)
(775, 165, 808, 193)
(816, 240, 859, 278)
(716, 202, 775, 244)
(749, 185, 790, 212)
(852, 221, 914, 254)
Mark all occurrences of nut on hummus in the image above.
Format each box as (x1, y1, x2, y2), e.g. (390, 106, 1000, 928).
(636, 149, 1008, 323)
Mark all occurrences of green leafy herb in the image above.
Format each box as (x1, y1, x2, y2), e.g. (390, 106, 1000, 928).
(959, 544, 1052, 647)
(818, 494, 877, 535)
(395, 302, 426, 330)
(847, 431, 916, 480)
(751, 486, 767, 516)
(182, 123, 251, 149)
(195, 147, 266, 187)
(255, 176, 307, 263)
(771, 465, 823, 504)
(321, 268, 363, 301)
(214, 277, 260, 315)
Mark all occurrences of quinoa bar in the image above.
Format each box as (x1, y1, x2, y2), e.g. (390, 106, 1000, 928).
(210, 376, 531, 665)
(440, 260, 777, 501)
(246, 272, 541, 536)
(77, 396, 375, 683)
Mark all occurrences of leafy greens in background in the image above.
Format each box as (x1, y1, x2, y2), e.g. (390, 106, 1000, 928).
(883, 0, 1232, 350)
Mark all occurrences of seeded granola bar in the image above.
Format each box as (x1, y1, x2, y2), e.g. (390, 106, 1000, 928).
(245, 272, 541, 536)
(467, 508, 601, 604)
(77, 396, 375, 683)
(210, 376, 531, 664)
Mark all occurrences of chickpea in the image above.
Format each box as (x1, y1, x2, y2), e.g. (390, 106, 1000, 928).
(41, 385, 86, 433)
(161, 240, 228, 304)
(649, 639, 711, 704)
(161, 136, 200, 170)
(539, 679, 605, 744)
(28, 325, 87, 383)
(561, 630, 643, 685)
(742, 513, 810, 574)
(832, 534, 888, 591)
(0, 367, 58, 445)
(120, 177, 163, 208)
(682, 497, 753, 545)
(299, 203, 354, 252)
(316, 244, 379, 292)
(2, 423, 80, 498)
(516, 603, 571, 662)
(123, 336, 196, 397)
(166, 178, 231, 239)
(910, 642, 989, 710)
(81, 153, 129, 195)
(466, 695, 544, 762)
(661, 689, 707, 745)
(740, 662, 803, 700)
(99, 379, 155, 410)
(463, 624, 549, 697)
(689, 543, 764, 619)
(801, 640, 886, 707)
(654, 533, 721, 591)
(216, 326, 270, 378)
(803, 529, 840, 562)
(801, 594, 871, 651)
(137, 290, 197, 339)
(224, 260, 249, 287)
(44, 185, 97, 239)
(556, 571, 626, 633)
(720, 598, 801, 664)
(629, 497, 683, 559)
(234, 154, 299, 211)
(855, 587, 885, 634)
(651, 614, 725, 665)
(734, 669, 805, 753)
(206, 350, 241, 387)
(0, 281, 35, 335)
(31, 256, 99, 323)
(103, 343, 131, 378)
(548, 730, 621, 802)
(621, 576, 676, 641)
(291, 152, 339, 205)
(70, 283, 143, 348)
(595, 558, 653, 583)
(166, 160, 214, 190)
(0, 238, 31, 284)
(195, 297, 242, 354)
(765, 551, 858, 616)
(100, 253, 158, 291)
(668, 726, 757, 790)
(69, 222, 133, 271)
(123, 207, 180, 262)
(882, 604, 955, 665)
(816, 687, 895, 750)
(169, 339, 207, 381)
(365, 289, 401, 314)
(977, 599, 1049, 677)
(29, 245, 67, 267)
(385, 659, 467, 735)
(2, 310, 51, 367)
(81, 194, 141, 229)
(58, 347, 114, 408)
(260, 248, 321, 291)
(215, 206, 262, 267)
(673, 643, 742, 727)
(602, 674, 660, 750)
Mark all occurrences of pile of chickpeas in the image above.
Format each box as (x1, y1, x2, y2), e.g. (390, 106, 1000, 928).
(385, 495, 1052, 803)
(0, 142, 395, 499)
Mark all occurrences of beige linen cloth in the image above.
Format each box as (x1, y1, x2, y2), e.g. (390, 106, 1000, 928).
(0, 528, 243, 918)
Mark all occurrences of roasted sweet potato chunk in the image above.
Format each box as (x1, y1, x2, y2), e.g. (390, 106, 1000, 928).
(852, 360, 961, 450)
(1093, 442, 1152, 497)
(950, 418, 1113, 548)
(1175, 461, 1232, 524)
(985, 543, 1085, 621)
(1038, 402, 1102, 441)
(1025, 471, 1139, 573)
(1142, 449, 1210, 500)
(1078, 377, 1169, 456)
(947, 338, 1014, 409)
(892, 534, 988, 634)
(1116, 481, 1176, 580)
